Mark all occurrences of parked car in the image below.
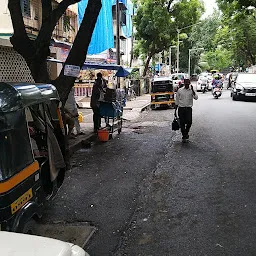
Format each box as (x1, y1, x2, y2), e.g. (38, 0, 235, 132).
(231, 73, 256, 101)
(0, 231, 89, 256)
(172, 73, 189, 91)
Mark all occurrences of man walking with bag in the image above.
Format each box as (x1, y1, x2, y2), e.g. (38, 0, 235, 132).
(175, 78, 198, 142)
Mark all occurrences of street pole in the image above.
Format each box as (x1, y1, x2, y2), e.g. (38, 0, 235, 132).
(177, 29, 180, 73)
(176, 22, 202, 74)
(188, 49, 191, 77)
(188, 48, 204, 77)
(116, 0, 120, 66)
(116, 0, 120, 88)
(169, 46, 176, 74)
(169, 47, 172, 73)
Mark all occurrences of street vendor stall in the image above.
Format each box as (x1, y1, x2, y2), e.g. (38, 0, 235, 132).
(79, 62, 129, 139)
(47, 58, 130, 140)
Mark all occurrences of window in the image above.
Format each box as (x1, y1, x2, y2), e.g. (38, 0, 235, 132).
(0, 110, 34, 181)
(20, 0, 31, 17)
(121, 10, 126, 26)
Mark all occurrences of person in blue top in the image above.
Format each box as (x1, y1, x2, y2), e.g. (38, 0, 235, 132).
(212, 74, 223, 89)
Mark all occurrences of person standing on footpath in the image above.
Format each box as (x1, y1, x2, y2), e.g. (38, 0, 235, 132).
(175, 78, 198, 142)
(90, 72, 107, 133)
(65, 87, 84, 136)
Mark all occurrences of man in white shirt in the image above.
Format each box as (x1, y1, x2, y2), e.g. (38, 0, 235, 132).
(175, 79, 198, 142)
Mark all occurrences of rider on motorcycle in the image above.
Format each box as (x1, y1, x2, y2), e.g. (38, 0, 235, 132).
(212, 75, 223, 89)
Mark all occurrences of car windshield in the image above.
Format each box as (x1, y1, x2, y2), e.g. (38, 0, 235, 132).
(236, 74, 256, 83)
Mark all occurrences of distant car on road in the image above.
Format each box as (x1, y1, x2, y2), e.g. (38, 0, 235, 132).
(172, 73, 189, 91)
(231, 73, 256, 101)
(196, 73, 212, 91)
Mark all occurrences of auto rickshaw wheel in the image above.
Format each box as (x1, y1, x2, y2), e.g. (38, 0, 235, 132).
(22, 219, 37, 234)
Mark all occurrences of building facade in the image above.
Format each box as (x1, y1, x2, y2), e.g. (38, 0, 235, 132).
(0, 0, 78, 82)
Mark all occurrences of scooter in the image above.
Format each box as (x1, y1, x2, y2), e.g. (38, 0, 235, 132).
(212, 86, 222, 99)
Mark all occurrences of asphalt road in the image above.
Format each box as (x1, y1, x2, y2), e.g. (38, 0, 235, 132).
(43, 90, 256, 255)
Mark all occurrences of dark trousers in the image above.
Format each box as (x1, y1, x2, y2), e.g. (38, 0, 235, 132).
(92, 107, 101, 131)
(178, 107, 192, 138)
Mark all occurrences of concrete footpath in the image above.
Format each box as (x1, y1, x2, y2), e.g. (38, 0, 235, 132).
(68, 94, 151, 155)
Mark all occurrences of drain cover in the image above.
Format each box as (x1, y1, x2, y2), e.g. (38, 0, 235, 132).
(35, 222, 97, 248)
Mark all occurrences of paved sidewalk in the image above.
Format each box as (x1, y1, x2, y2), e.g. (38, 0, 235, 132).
(76, 94, 150, 111)
(68, 95, 151, 154)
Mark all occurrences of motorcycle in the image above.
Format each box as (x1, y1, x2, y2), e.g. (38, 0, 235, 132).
(212, 86, 222, 99)
(201, 83, 207, 93)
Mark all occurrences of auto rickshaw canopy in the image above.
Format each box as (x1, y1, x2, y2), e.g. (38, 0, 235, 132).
(0, 83, 59, 113)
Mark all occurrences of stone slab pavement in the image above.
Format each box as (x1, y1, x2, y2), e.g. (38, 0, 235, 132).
(35, 223, 96, 250)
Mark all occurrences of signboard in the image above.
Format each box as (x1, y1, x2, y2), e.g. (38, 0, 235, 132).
(64, 65, 80, 77)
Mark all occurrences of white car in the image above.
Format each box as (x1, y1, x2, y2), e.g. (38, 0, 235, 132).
(171, 73, 189, 91)
(196, 73, 213, 91)
(0, 231, 89, 256)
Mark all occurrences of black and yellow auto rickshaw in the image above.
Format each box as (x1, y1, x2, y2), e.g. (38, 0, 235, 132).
(0, 82, 67, 233)
(150, 77, 175, 109)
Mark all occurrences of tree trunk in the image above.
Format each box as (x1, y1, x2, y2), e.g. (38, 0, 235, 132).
(143, 52, 153, 77)
(8, 0, 101, 100)
(53, 0, 102, 103)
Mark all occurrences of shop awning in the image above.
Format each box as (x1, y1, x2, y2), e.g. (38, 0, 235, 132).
(47, 58, 130, 77)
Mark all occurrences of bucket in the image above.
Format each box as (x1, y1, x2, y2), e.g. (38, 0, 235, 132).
(98, 129, 109, 142)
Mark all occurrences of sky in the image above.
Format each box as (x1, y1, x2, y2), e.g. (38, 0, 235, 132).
(201, 0, 218, 18)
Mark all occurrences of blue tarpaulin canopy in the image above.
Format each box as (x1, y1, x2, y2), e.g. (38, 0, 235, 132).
(78, 0, 114, 54)
(82, 63, 130, 77)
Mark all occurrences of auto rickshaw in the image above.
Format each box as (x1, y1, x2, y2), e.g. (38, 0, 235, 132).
(0, 82, 67, 233)
(150, 77, 175, 109)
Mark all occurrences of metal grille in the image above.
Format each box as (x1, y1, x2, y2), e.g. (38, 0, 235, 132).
(0, 46, 34, 83)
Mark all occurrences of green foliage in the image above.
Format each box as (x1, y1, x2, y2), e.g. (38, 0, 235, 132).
(188, 1, 256, 71)
(133, 0, 204, 75)
(63, 15, 75, 33)
(198, 62, 210, 71)
(217, 0, 255, 13)
(134, 0, 175, 55)
(201, 47, 233, 70)
(215, 0, 256, 66)
(189, 11, 222, 52)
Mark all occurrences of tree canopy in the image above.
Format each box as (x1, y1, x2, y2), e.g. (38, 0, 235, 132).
(167, 0, 256, 73)
(133, 0, 204, 76)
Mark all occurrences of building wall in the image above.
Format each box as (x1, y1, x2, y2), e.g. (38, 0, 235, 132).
(0, 1, 78, 82)
(0, 0, 78, 43)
